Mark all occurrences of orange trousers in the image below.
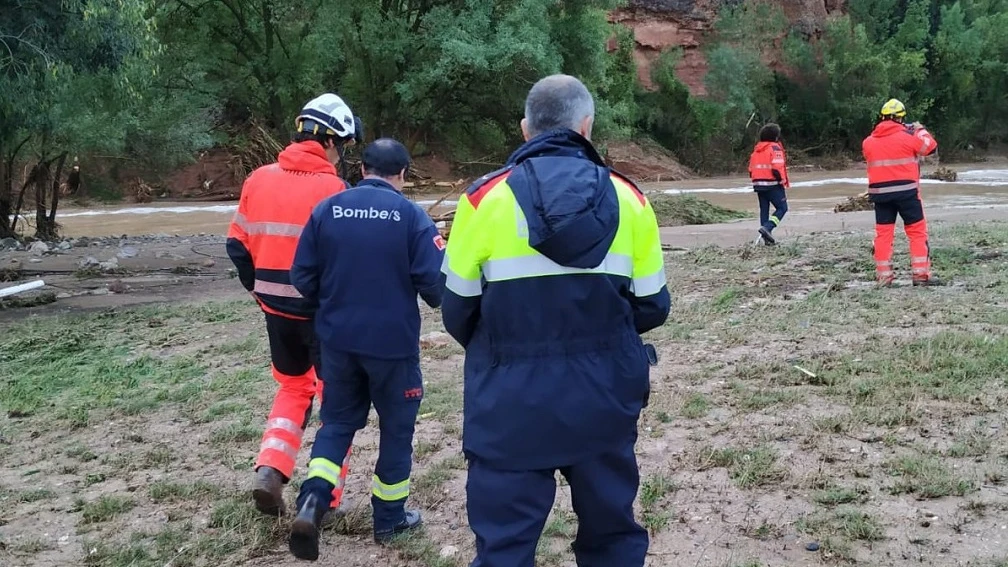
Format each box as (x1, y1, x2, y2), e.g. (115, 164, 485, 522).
(256, 313, 350, 508)
(873, 195, 931, 282)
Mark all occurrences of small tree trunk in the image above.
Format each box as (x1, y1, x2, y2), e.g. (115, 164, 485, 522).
(0, 159, 11, 238)
(34, 160, 51, 239)
(48, 152, 68, 227)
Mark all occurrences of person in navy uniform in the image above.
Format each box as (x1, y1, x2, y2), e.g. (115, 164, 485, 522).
(286, 138, 445, 560)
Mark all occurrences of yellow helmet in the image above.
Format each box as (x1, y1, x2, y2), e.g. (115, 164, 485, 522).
(880, 98, 907, 118)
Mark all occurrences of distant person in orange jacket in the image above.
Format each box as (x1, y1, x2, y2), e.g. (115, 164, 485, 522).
(226, 93, 362, 517)
(862, 98, 941, 287)
(748, 123, 790, 245)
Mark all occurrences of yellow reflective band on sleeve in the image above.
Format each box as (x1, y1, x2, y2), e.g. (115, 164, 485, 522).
(612, 176, 667, 298)
(442, 193, 490, 296)
(482, 252, 632, 281)
(441, 253, 482, 297)
(631, 270, 667, 297)
(372, 475, 410, 501)
(306, 457, 343, 487)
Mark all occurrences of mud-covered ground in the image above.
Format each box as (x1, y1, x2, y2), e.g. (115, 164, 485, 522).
(1, 219, 1007, 567)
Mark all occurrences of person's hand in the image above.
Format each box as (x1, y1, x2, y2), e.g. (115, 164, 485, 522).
(910, 121, 924, 131)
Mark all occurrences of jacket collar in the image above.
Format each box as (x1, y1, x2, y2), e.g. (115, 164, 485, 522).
(355, 177, 400, 193)
(277, 141, 338, 175)
(506, 129, 606, 167)
(873, 121, 910, 136)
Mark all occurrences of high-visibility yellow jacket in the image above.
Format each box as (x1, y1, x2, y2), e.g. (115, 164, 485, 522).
(440, 130, 671, 470)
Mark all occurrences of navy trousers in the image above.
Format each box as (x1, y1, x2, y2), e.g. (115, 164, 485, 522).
(466, 440, 648, 567)
(297, 351, 422, 531)
(757, 187, 788, 232)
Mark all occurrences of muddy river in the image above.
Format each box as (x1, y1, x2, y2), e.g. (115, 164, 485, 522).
(50, 163, 1008, 238)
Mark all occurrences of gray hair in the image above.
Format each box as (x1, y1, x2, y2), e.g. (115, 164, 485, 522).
(523, 74, 595, 137)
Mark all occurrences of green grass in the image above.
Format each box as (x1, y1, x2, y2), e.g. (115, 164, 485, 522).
(813, 485, 868, 507)
(885, 456, 975, 499)
(78, 495, 135, 524)
(798, 507, 886, 541)
(698, 445, 787, 489)
(148, 480, 220, 503)
(391, 529, 461, 567)
(649, 194, 750, 227)
(680, 393, 711, 419)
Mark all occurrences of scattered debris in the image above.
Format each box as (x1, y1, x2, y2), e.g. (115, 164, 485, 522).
(28, 241, 50, 256)
(793, 365, 817, 379)
(420, 331, 454, 349)
(649, 194, 749, 227)
(925, 167, 958, 182)
(117, 246, 140, 259)
(834, 192, 873, 213)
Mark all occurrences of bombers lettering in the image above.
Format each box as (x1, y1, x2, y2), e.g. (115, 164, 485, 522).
(332, 205, 402, 222)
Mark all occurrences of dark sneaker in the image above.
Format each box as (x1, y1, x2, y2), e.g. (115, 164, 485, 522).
(252, 466, 286, 516)
(289, 494, 327, 561)
(374, 509, 423, 545)
(758, 227, 776, 245)
(913, 277, 945, 287)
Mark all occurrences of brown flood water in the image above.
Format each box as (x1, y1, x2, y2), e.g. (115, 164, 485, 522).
(53, 162, 1008, 239)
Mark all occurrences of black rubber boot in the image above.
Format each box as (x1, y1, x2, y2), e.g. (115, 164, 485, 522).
(758, 226, 776, 245)
(374, 509, 423, 545)
(289, 494, 327, 561)
(252, 466, 286, 516)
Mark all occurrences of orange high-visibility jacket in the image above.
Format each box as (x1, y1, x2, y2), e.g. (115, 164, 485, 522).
(748, 141, 790, 191)
(226, 141, 347, 319)
(862, 121, 937, 198)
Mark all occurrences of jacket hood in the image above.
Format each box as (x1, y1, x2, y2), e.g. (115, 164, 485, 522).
(278, 141, 338, 175)
(504, 130, 618, 269)
(753, 141, 782, 153)
(872, 121, 912, 138)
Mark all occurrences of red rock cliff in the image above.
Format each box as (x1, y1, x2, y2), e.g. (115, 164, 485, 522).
(610, 0, 846, 95)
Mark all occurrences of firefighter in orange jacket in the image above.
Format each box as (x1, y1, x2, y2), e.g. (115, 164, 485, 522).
(862, 99, 941, 286)
(226, 93, 362, 516)
(748, 123, 790, 245)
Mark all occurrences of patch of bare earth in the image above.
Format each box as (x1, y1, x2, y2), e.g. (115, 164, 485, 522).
(2, 222, 1008, 567)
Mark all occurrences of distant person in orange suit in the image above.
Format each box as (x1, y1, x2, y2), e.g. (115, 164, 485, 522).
(862, 98, 941, 286)
(748, 123, 790, 245)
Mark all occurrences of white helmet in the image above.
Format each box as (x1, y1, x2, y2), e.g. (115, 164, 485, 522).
(296, 93, 357, 140)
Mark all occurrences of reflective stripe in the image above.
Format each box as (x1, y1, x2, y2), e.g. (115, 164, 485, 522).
(372, 475, 410, 501)
(752, 164, 773, 169)
(911, 256, 929, 264)
(876, 261, 893, 267)
(771, 158, 785, 164)
(868, 182, 918, 194)
(259, 437, 298, 460)
(752, 180, 781, 186)
(769, 216, 781, 226)
(232, 212, 304, 237)
(265, 417, 304, 437)
(482, 253, 633, 282)
(254, 279, 303, 298)
(867, 157, 919, 167)
(306, 457, 343, 487)
(631, 270, 667, 297)
(441, 254, 482, 297)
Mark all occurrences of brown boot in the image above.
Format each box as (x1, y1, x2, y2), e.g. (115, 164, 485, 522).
(252, 466, 286, 516)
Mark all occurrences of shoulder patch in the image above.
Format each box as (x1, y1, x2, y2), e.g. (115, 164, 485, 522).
(466, 165, 513, 210)
(610, 168, 646, 206)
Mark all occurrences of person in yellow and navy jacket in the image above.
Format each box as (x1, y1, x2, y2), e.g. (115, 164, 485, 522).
(440, 74, 671, 567)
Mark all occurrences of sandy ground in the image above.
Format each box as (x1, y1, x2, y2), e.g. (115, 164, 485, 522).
(2, 167, 1007, 567)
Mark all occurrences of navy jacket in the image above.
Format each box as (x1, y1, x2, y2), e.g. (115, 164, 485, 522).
(441, 130, 671, 470)
(291, 178, 445, 359)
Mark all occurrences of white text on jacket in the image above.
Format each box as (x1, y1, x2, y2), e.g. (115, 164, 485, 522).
(332, 205, 402, 222)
